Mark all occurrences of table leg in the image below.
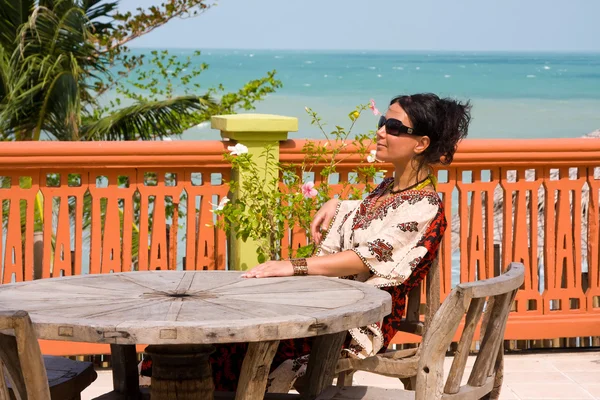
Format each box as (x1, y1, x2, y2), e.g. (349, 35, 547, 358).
(145, 344, 215, 400)
(110, 344, 141, 399)
(235, 340, 280, 400)
(302, 331, 347, 400)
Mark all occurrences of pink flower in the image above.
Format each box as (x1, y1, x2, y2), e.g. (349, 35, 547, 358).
(301, 181, 318, 198)
(369, 99, 380, 116)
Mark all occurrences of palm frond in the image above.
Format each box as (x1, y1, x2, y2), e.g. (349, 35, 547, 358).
(0, 45, 8, 104)
(33, 70, 80, 140)
(0, 0, 34, 50)
(81, 96, 216, 141)
(1, 2, 111, 140)
(82, 0, 118, 35)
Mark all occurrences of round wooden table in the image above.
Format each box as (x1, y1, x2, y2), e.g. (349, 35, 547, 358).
(0, 271, 391, 399)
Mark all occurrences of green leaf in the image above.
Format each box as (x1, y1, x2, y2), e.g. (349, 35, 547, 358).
(81, 95, 213, 140)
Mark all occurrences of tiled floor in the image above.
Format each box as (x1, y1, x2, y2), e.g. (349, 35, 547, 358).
(82, 350, 600, 399)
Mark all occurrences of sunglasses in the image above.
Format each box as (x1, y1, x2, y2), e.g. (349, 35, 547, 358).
(377, 115, 419, 136)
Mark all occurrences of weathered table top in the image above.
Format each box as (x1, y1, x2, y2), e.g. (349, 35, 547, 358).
(0, 271, 391, 345)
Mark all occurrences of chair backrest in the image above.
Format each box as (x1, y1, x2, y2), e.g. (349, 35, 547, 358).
(399, 255, 441, 338)
(414, 262, 525, 400)
(0, 310, 51, 400)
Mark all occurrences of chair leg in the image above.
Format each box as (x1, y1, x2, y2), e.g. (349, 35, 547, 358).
(0, 364, 10, 400)
(480, 350, 504, 400)
(336, 370, 355, 387)
(400, 376, 416, 391)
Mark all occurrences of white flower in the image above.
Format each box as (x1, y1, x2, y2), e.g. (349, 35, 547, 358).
(227, 143, 249, 155)
(211, 197, 230, 212)
(367, 149, 377, 163)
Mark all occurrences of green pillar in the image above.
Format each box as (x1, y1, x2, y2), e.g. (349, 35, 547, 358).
(211, 114, 298, 271)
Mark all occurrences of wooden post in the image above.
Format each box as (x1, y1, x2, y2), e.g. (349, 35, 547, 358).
(145, 344, 215, 400)
(110, 344, 141, 399)
(211, 114, 298, 271)
(235, 340, 280, 400)
(302, 332, 347, 399)
(33, 231, 44, 279)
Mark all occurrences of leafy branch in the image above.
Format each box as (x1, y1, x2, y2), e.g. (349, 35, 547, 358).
(215, 104, 383, 263)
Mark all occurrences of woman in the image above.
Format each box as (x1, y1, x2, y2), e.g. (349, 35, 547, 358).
(142, 93, 471, 392)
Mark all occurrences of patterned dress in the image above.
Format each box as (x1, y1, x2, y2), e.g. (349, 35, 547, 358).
(141, 178, 447, 392)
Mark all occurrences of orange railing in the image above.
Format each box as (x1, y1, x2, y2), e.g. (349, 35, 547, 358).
(0, 141, 231, 280)
(284, 138, 600, 342)
(1, 138, 600, 355)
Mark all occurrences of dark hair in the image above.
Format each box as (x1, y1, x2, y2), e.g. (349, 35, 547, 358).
(390, 93, 471, 166)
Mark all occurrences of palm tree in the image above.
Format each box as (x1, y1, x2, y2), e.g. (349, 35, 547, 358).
(0, 0, 211, 141)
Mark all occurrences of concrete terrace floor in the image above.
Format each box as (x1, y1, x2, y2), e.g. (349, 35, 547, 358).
(82, 350, 600, 400)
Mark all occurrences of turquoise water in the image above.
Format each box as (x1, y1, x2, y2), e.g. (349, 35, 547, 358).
(109, 49, 600, 140)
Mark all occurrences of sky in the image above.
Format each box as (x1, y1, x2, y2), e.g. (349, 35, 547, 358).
(118, 0, 600, 52)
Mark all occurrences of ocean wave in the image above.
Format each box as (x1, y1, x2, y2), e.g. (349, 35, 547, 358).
(444, 74, 451, 78)
(196, 122, 210, 129)
(392, 66, 404, 70)
(304, 61, 314, 64)
(527, 74, 536, 78)
(377, 74, 382, 78)
(368, 66, 376, 70)
(303, 83, 311, 87)
(544, 66, 551, 70)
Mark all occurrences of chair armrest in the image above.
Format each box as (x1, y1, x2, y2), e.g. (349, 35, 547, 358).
(397, 321, 424, 336)
(379, 347, 418, 360)
(335, 353, 419, 378)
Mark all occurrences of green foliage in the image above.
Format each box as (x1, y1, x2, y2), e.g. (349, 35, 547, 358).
(0, 0, 281, 141)
(215, 105, 385, 263)
(98, 48, 282, 129)
(94, 0, 214, 92)
(0, 0, 282, 270)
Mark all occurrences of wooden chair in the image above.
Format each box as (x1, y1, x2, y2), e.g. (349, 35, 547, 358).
(318, 262, 525, 400)
(336, 256, 442, 389)
(0, 310, 97, 400)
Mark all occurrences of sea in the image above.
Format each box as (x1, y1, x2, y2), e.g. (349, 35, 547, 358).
(107, 49, 600, 140)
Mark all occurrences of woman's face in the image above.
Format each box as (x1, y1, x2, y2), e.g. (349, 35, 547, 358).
(375, 103, 424, 164)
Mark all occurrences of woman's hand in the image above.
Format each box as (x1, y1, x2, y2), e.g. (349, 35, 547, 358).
(240, 260, 294, 278)
(310, 199, 339, 244)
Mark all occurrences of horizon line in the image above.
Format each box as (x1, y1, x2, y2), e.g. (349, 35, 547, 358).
(127, 46, 600, 54)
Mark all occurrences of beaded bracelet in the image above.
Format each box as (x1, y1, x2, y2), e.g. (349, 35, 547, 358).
(290, 258, 308, 276)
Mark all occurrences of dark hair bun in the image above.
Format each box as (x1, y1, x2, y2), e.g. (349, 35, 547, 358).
(390, 93, 472, 165)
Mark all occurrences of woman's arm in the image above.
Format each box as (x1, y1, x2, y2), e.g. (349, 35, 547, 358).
(305, 250, 369, 276)
(240, 250, 369, 279)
